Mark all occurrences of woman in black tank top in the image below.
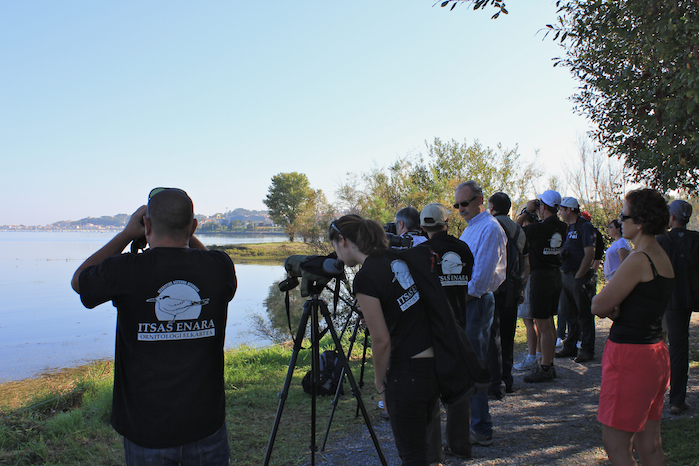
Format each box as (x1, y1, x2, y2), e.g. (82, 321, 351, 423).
(591, 189, 674, 466)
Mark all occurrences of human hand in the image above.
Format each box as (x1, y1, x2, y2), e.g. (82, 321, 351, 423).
(123, 205, 147, 240)
(609, 305, 620, 321)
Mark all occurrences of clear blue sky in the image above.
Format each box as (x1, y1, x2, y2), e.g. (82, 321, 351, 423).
(1, 1, 590, 226)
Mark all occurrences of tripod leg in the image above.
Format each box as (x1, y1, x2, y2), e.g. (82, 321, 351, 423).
(318, 301, 388, 466)
(263, 300, 313, 466)
(356, 327, 370, 417)
(321, 316, 361, 450)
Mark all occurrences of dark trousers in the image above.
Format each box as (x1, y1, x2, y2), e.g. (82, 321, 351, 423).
(386, 358, 440, 466)
(666, 307, 693, 406)
(123, 422, 230, 466)
(488, 292, 516, 394)
(559, 271, 595, 355)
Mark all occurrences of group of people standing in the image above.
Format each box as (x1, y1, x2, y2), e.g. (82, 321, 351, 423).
(328, 183, 697, 466)
(70, 185, 696, 466)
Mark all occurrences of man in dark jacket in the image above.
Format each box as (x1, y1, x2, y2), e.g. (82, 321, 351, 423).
(656, 199, 699, 414)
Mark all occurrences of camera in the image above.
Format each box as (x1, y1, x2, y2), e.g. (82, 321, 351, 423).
(383, 222, 415, 248)
(279, 254, 345, 297)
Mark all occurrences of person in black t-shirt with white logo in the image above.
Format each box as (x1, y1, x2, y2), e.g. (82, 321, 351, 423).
(515, 190, 567, 383)
(72, 188, 237, 465)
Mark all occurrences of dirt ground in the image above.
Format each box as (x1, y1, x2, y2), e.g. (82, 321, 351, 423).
(308, 314, 699, 466)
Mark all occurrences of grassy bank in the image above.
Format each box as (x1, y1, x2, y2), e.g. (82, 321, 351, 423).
(209, 241, 332, 264)
(0, 337, 376, 466)
(2, 322, 698, 465)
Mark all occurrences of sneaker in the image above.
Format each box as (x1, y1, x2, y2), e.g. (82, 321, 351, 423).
(551, 365, 557, 378)
(444, 446, 471, 459)
(469, 429, 493, 446)
(555, 338, 564, 349)
(555, 347, 577, 358)
(523, 365, 555, 383)
(574, 351, 594, 363)
(670, 403, 689, 415)
(513, 356, 539, 371)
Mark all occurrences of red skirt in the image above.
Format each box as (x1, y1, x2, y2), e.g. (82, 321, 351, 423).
(597, 339, 670, 432)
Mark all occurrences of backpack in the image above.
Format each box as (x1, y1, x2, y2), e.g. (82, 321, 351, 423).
(301, 350, 345, 396)
(495, 217, 526, 308)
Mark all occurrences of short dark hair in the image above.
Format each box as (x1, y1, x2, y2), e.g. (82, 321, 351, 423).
(610, 219, 622, 230)
(328, 215, 388, 256)
(625, 188, 669, 236)
(488, 192, 511, 216)
(396, 207, 420, 231)
(147, 189, 194, 237)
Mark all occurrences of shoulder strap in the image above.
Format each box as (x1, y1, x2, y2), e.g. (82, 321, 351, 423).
(640, 251, 659, 277)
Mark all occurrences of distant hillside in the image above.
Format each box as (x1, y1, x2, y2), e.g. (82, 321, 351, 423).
(52, 214, 131, 228)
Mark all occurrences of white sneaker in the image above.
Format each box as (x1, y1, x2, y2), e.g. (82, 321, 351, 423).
(555, 338, 564, 349)
(513, 356, 539, 371)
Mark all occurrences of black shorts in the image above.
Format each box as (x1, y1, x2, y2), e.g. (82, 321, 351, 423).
(529, 268, 563, 320)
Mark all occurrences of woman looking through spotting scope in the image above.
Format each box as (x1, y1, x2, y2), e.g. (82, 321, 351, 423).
(329, 214, 439, 466)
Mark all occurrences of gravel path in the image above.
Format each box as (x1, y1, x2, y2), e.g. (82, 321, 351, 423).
(305, 315, 699, 466)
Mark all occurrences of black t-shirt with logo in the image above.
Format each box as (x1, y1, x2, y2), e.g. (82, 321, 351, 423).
(353, 249, 432, 360)
(424, 231, 474, 328)
(79, 247, 237, 448)
(524, 215, 568, 270)
(560, 217, 598, 273)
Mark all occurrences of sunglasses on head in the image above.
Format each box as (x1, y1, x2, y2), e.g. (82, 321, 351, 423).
(148, 187, 187, 200)
(453, 195, 479, 209)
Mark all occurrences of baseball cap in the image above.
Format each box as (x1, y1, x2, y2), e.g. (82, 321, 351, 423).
(669, 200, 692, 223)
(537, 190, 561, 208)
(420, 203, 450, 226)
(580, 211, 592, 221)
(560, 197, 580, 209)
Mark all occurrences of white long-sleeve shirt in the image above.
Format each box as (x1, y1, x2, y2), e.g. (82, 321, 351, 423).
(459, 210, 507, 298)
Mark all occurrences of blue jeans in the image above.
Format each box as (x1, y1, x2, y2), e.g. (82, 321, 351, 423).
(465, 293, 494, 437)
(123, 422, 230, 466)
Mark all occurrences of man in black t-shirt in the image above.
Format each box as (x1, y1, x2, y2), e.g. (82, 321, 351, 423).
(515, 190, 567, 383)
(556, 196, 597, 363)
(421, 203, 475, 459)
(71, 188, 237, 465)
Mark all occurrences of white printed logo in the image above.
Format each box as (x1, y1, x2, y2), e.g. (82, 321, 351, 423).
(391, 260, 414, 290)
(139, 281, 214, 342)
(439, 251, 470, 286)
(146, 281, 210, 322)
(391, 260, 420, 312)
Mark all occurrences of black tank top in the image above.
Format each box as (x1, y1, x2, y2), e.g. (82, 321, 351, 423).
(609, 252, 674, 345)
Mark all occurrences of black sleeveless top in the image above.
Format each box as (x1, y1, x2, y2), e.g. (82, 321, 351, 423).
(609, 252, 674, 345)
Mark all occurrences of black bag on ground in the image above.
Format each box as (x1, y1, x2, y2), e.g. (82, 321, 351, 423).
(301, 350, 345, 395)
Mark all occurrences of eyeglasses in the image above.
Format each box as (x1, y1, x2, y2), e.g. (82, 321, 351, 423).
(453, 195, 479, 209)
(330, 221, 343, 237)
(618, 213, 633, 222)
(148, 187, 187, 200)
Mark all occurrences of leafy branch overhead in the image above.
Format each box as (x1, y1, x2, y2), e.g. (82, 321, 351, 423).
(545, 0, 699, 193)
(436, 0, 508, 18)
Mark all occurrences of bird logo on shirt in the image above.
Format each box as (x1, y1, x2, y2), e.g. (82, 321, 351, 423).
(146, 281, 209, 322)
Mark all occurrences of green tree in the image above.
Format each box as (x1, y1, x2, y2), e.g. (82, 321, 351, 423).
(335, 137, 540, 234)
(550, 0, 699, 193)
(263, 172, 312, 242)
(295, 189, 335, 244)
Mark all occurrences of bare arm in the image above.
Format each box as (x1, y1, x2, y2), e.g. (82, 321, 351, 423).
(592, 252, 646, 318)
(71, 206, 146, 293)
(575, 245, 595, 279)
(617, 247, 630, 263)
(356, 294, 391, 396)
(189, 235, 207, 251)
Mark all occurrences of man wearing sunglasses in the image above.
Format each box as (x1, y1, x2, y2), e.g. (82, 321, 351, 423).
(454, 180, 507, 446)
(71, 188, 237, 466)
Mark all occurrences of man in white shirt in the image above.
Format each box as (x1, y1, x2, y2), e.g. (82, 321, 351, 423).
(454, 180, 507, 446)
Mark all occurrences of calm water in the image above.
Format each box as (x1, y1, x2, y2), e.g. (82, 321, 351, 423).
(0, 232, 288, 383)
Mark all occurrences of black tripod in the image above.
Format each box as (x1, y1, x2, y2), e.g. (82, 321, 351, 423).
(263, 290, 387, 466)
(320, 307, 369, 451)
